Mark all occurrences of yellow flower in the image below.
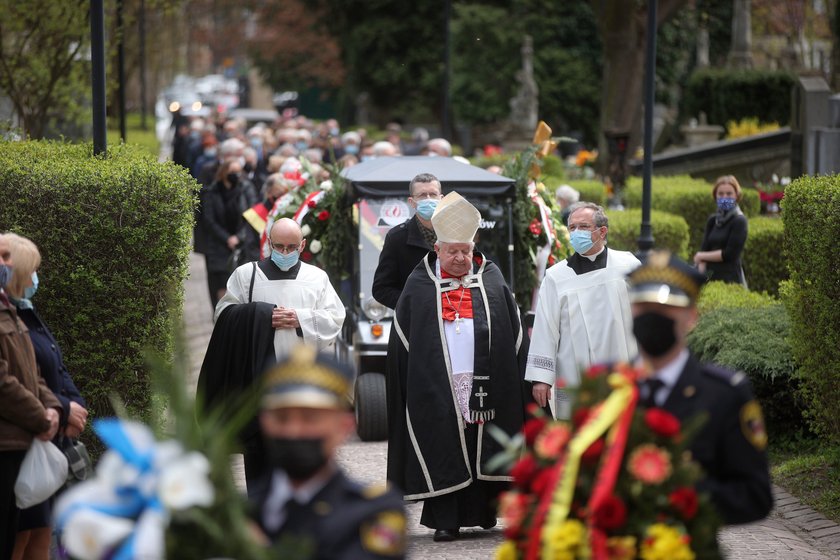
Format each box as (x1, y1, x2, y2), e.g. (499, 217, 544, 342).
(495, 539, 517, 560)
(640, 524, 695, 560)
(543, 519, 586, 559)
(606, 536, 637, 560)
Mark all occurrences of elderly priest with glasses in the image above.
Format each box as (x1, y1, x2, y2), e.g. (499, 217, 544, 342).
(386, 192, 530, 542)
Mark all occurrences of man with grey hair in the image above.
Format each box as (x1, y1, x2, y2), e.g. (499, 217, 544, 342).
(525, 201, 640, 419)
(426, 137, 452, 157)
(555, 184, 580, 226)
(372, 172, 443, 309)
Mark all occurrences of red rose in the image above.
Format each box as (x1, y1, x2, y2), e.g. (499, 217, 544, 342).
(301, 250, 313, 262)
(510, 455, 539, 488)
(581, 438, 605, 465)
(572, 407, 591, 428)
(317, 210, 330, 221)
(669, 487, 699, 520)
(523, 417, 548, 446)
(593, 494, 627, 530)
(529, 218, 542, 236)
(526, 402, 541, 417)
(530, 467, 555, 496)
(584, 364, 609, 379)
(644, 408, 681, 439)
(307, 199, 318, 208)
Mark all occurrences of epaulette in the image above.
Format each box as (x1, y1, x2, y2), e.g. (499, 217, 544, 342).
(361, 482, 392, 500)
(702, 364, 747, 387)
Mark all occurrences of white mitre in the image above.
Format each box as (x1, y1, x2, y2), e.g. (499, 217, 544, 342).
(431, 191, 481, 244)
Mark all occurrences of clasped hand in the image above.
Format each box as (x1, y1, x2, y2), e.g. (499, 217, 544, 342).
(272, 306, 300, 330)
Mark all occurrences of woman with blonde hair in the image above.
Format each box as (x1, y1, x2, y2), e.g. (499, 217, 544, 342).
(693, 175, 749, 285)
(3, 233, 88, 560)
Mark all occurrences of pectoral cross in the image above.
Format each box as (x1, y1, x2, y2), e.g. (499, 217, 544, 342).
(454, 313, 461, 334)
(475, 385, 488, 408)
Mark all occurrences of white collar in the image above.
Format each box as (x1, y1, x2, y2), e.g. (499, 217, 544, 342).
(653, 348, 690, 390)
(582, 246, 606, 262)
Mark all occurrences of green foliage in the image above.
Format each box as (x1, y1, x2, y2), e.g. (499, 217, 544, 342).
(107, 112, 160, 158)
(682, 68, 796, 127)
(781, 174, 840, 442)
(696, 281, 777, 316)
(567, 180, 607, 205)
(624, 175, 760, 254)
(687, 304, 804, 438)
(0, 140, 198, 425)
(605, 209, 690, 260)
(742, 216, 786, 296)
(0, 1, 90, 138)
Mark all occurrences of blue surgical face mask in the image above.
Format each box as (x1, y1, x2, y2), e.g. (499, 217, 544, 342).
(569, 230, 595, 255)
(271, 249, 300, 271)
(717, 197, 736, 212)
(344, 144, 359, 155)
(0, 264, 11, 289)
(295, 141, 308, 152)
(23, 271, 38, 300)
(415, 199, 439, 220)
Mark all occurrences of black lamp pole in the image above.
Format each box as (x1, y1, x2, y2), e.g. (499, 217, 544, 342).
(638, 0, 658, 253)
(91, 0, 107, 156)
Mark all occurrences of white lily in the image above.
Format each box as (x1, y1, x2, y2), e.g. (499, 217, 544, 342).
(61, 509, 135, 560)
(301, 224, 312, 237)
(158, 451, 215, 510)
(132, 507, 168, 560)
(319, 179, 333, 191)
(309, 239, 322, 254)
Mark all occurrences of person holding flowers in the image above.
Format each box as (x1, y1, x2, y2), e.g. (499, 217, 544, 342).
(627, 250, 772, 524)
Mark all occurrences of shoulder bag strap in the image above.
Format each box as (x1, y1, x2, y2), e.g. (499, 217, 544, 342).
(249, 261, 257, 303)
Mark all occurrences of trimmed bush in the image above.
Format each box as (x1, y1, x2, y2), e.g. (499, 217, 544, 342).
(624, 175, 759, 254)
(682, 67, 796, 127)
(605, 209, 689, 259)
(687, 304, 805, 438)
(0, 141, 198, 424)
(743, 216, 786, 296)
(567, 180, 607, 205)
(781, 174, 840, 442)
(696, 280, 777, 316)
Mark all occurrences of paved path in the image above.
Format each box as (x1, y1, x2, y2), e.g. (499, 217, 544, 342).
(183, 252, 840, 559)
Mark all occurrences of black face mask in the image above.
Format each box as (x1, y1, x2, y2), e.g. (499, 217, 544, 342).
(226, 172, 239, 186)
(633, 312, 677, 357)
(264, 437, 328, 481)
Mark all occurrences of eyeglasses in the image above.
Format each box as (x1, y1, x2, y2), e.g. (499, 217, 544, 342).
(270, 242, 301, 254)
(567, 223, 600, 232)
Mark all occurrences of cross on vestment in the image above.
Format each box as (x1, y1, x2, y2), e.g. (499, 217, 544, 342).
(475, 385, 488, 407)
(455, 313, 461, 334)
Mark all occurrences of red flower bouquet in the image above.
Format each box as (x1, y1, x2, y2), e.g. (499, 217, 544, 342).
(495, 364, 721, 560)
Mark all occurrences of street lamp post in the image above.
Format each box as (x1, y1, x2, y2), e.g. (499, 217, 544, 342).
(91, 0, 107, 156)
(637, 0, 658, 254)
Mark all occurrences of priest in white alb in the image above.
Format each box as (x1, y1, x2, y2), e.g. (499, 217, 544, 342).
(386, 192, 530, 542)
(216, 217, 345, 359)
(526, 202, 640, 419)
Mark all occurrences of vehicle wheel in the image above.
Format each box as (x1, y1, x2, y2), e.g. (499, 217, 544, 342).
(355, 373, 388, 441)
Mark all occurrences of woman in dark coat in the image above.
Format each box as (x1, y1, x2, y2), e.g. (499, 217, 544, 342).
(693, 175, 749, 285)
(5, 233, 87, 560)
(202, 158, 260, 309)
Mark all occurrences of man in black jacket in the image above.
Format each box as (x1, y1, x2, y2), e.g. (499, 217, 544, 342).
(372, 173, 442, 309)
(628, 251, 773, 525)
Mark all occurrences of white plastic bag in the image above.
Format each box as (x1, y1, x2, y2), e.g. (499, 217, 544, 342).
(15, 439, 69, 508)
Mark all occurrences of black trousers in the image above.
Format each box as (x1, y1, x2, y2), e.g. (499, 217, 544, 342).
(419, 424, 506, 530)
(1, 450, 26, 560)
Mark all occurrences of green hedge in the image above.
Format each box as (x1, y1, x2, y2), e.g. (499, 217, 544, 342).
(687, 304, 804, 438)
(696, 280, 777, 316)
(605, 209, 689, 260)
(624, 175, 760, 254)
(682, 67, 796, 127)
(0, 141, 198, 424)
(567, 180, 607, 206)
(781, 174, 840, 442)
(743, 216, 786, 296)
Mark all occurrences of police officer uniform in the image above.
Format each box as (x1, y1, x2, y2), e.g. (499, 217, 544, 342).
(628, 251, 773, 525)
(252, 346, 407, 559)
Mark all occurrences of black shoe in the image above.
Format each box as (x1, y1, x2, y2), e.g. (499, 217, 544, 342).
(433, 529, 459, 542)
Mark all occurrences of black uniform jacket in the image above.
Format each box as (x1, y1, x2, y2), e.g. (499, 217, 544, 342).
(252, 469, 407, 559)
(386, 252, 530, 500)
(700, 209, 748, 284)
(661, 355, 773, 524)
(372, 216, 431, 309)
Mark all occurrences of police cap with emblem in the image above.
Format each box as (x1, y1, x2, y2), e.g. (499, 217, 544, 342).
(627, 250, 707, 308)
(261, 344, 354, 410)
